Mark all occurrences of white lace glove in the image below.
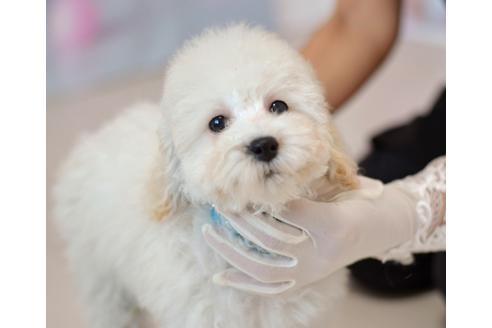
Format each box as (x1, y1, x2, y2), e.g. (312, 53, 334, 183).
(377, 156, 446, 262)
(202, 157, 446, 295)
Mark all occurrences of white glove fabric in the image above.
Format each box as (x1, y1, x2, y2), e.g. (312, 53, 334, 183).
(377, 156, 446, 262)
(201, 177, 419, 295)
(202, 157, 446, 295)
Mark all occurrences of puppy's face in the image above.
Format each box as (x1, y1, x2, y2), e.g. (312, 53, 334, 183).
(158, 25, 356, 214)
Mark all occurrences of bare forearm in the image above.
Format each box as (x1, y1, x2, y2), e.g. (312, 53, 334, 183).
(302, 0, 401, 110)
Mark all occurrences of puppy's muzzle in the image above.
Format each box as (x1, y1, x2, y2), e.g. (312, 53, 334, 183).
(248, 136, 278, 162)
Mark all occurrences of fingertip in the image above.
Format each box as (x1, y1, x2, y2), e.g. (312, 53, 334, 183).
(202, 223, 212, 235)
(202, 224, 221, 247)
(202, 223, 230, 250)
(212, 272, 228, 286)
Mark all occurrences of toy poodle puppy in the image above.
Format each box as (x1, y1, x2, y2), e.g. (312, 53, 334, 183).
(54, 24, 358, 328)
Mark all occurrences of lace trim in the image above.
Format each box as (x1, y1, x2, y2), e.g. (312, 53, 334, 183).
(379, 157, 446, 264)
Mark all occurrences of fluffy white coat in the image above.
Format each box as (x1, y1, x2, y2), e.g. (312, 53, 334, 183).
(54, 24, 358, 328)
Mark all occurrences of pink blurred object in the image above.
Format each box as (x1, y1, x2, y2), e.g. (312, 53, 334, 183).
(51, 0, 99, 54)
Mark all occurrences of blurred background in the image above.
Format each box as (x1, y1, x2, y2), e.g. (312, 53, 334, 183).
(47, 0, 445, 327)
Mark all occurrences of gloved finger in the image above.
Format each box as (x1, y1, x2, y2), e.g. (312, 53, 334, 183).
(274, 198, 339, 233)
(203, 223, 292, 268)
(213, 268, 294, 296)
(216, 209, 307, 257)
(202, 224, 294, 283)
(216, 208, 307, 244)
(278, 178, 384, 228)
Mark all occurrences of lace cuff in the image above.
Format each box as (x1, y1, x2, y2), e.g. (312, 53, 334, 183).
(378, 156, 446, 264)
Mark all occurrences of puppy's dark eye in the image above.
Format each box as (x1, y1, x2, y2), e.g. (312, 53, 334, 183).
(269, 100, 288, 114)
(209, 115, 228, 133)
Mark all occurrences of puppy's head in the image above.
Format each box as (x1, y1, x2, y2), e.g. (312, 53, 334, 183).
(154, 24, 357, 218)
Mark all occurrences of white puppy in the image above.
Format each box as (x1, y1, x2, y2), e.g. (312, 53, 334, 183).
(54, 24, 359, 328)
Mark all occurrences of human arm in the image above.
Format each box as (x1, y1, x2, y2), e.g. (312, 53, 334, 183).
(301, 0, 401, 110)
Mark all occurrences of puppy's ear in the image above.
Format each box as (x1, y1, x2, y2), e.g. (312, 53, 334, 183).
(326, 123, 360, 192)
(146, 135, 183, 221)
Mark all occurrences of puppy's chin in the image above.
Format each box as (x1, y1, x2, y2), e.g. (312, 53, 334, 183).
(206, 160, 329, 214)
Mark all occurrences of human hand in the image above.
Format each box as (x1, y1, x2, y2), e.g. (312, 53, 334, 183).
(202, 177, 418, 295)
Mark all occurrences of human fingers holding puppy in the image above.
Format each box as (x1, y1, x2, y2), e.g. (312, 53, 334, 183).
(203, 157, 446, 295)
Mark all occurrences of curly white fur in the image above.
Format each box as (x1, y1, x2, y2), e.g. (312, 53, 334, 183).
(54, 24, 356, 328)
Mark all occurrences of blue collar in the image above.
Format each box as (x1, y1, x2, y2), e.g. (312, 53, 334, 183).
(209, 206, 223, 224)
(207, 205, 278, 257)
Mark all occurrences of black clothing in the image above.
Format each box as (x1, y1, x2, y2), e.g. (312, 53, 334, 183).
(349, 88, 446, 296)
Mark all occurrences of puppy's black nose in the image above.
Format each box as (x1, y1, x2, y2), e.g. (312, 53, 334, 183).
(248, 136, 279, 162)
